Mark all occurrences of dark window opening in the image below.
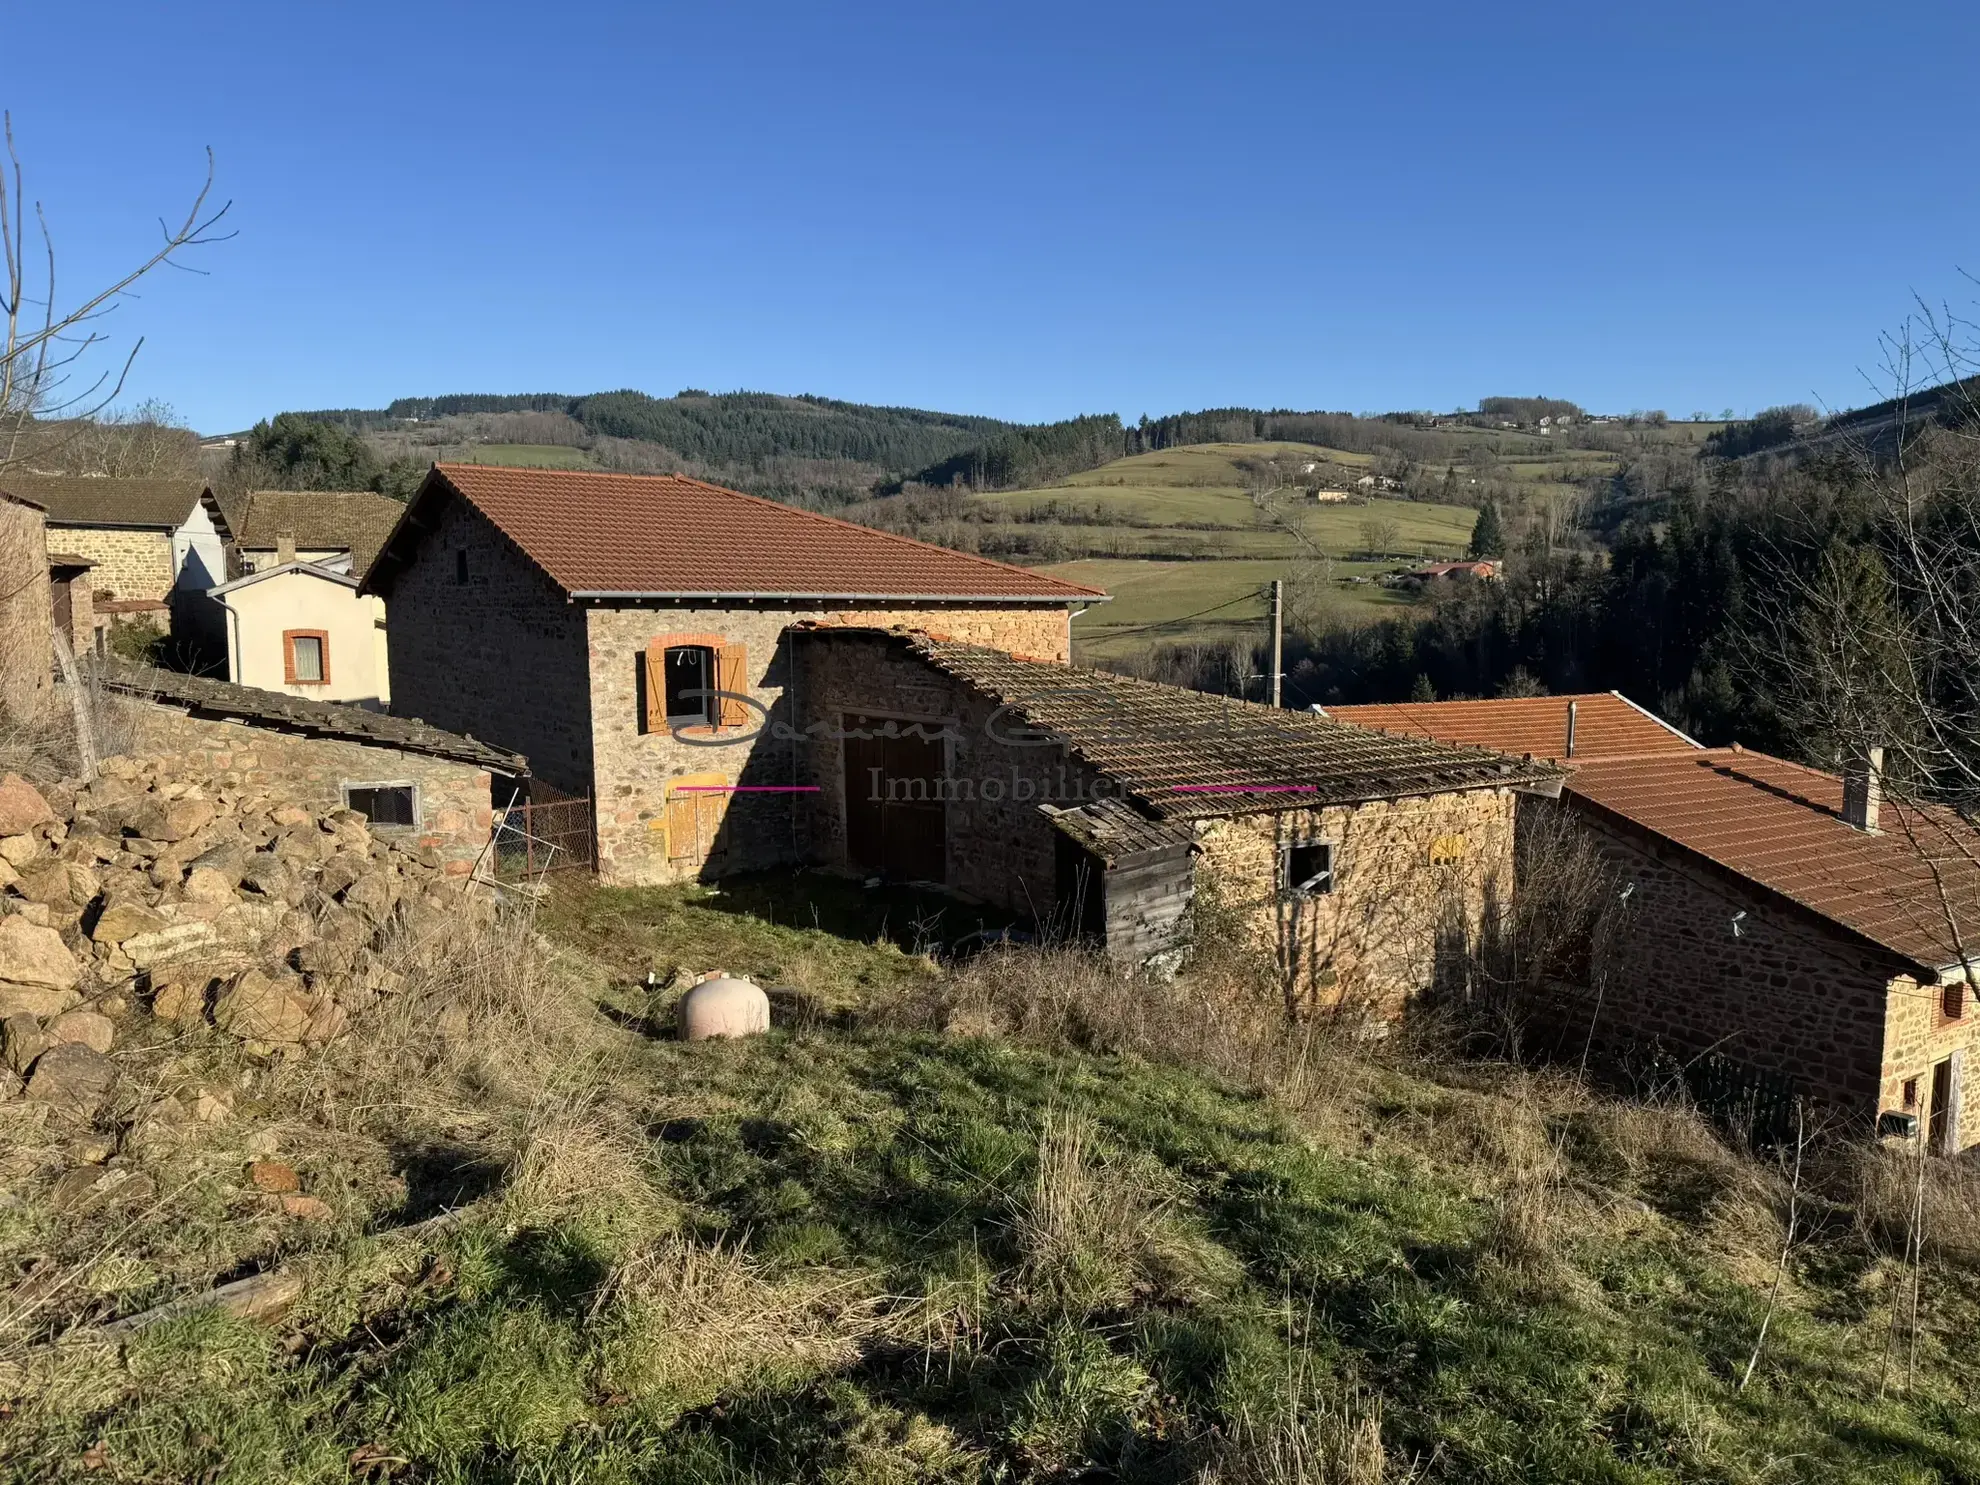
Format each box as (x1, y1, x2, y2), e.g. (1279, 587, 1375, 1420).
(1944, 982, 1967, 1022)
(664, 645, 715, 725)
(1903, 1077, 1920, 1108)
(345, 784, 417, 828)
(455, 549, 469, 584)
(1282, 839, 1335, 897)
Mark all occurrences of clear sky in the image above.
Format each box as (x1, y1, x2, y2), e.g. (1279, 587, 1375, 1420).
(10, 0, 1978, 434)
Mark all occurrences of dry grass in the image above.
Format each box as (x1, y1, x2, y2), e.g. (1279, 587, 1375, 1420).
(1842, 1142, 1980, 1263)
(590, 1235, 882, 1420)
(1204, 1396, 1397, 1485)
(1011, 1111, 1172, 1314)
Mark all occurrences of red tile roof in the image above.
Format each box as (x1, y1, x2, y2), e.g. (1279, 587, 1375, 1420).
(364, 463, 1107, 604)
(1568, 748, 1980, 975)
(1326, 692, 1698, 763)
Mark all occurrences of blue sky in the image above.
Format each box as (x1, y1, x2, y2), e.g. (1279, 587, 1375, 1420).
(10, 1, 1978, 434)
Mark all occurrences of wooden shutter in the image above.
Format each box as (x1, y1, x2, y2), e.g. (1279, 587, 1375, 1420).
(665, 773, 729, 861)
(716, 642, 749, 729)
(643, 638, 669, 733)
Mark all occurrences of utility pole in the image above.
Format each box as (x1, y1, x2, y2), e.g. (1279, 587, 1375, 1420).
(1268, 578, 1283, 709)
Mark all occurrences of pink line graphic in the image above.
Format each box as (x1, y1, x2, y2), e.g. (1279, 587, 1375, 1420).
(675, 785, 821, 793)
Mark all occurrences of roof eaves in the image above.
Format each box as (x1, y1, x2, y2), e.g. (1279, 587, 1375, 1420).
(209, 560, 361, 597)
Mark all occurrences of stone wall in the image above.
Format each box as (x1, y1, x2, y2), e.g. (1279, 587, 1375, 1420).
(1877, 971, 1980, 1150)
(51, 528, 174, 604)
(1538, 796, 1904, 1114)
(0, 499, 50, 720)
(118, 702, 494, 875)
(587, 608, 1077, 885)
(1194, 788, 1517, 1017)
(784, 630, 1118, 914)
(376, 493, 593, 794)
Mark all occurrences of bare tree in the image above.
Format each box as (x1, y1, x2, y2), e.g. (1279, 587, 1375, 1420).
(0, 113, 230, 472)
(1359, 517, 1401, 559)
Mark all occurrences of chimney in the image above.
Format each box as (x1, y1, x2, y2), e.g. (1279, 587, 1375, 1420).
(1843, 745, 1884, 833)
(1565, 699, 1578, 760)
(276, 528, 297, 566)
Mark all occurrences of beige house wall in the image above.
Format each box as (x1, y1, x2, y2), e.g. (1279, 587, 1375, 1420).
(586, 605, 1074, 885)
(51, 527, 174, 602)
(219, 571, 390, 707)
(1194, 789, 1517, 1017)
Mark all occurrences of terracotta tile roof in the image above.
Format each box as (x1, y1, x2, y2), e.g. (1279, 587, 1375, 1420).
(99, 659, 526, 773)
(227, 489, 405, 572)
(1326, 692, 1699, 763)
(1566, 748, 1980, 974)
(0, 475, 205, 529)
(812, 630, 1563, 818)
(363, 463, 1107, 604)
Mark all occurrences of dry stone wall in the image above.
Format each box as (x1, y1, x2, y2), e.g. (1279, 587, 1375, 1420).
(0, 758, 489, 1122)
(51, 528, 175, 604)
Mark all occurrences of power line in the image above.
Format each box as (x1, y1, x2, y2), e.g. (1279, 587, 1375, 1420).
(1074, 591, 1261, 643)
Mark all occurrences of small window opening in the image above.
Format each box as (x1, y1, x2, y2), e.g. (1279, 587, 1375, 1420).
(455, 549, 469, 584)
(345, 784, 417, 828)
(1281, 839, 1335, 897)
(1944, 982, 1967, 1022)
(1903, 1077, 1920, 1108)
(289, 633, 325, 684)
(664, 645, 716, 725)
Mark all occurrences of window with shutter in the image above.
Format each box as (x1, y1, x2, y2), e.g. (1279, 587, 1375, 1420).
(664, 774, 730, 860)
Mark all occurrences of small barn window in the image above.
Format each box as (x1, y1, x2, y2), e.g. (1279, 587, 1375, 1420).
(344, 783, 418, 828)
(663, 645, 716, 725)
(1943, 982, 1967, 1023)
(283, 630, 329, 686)
(455, 549, 469, 584)
(1904, 1077, 1920, 1108)
(1281, 839, 1335, 897)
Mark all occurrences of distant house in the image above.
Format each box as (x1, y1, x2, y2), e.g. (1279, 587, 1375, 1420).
(223, 488, 404, 578)
(1407, 560, 1500, 581)
(1311, 489, 1351, 504)
(209, 561, 390, 708)
(0, 475, 228, 613)
(1327, 692, 1980, 1151)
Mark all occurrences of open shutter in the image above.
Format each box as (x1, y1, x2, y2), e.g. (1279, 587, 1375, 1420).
(716, 642, 749, 729)
(643, 638, 669, 733)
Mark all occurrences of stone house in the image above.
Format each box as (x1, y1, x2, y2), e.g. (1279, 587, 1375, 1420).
(361, 463, 1103, 884)
(791, 630, 1562, 1014)
(98, 661, 523, 875)
(0, 475, 229, 615)
(221, 488, 403, 578)
(0, 490, 52, 719)
(1331, 693, 1980, 1150)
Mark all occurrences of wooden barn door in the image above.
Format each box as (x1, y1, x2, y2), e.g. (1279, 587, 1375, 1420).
(843, 715, 947, 883)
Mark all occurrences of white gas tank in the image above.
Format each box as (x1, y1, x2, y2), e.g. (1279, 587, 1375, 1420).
(677, 972, 771, 1042)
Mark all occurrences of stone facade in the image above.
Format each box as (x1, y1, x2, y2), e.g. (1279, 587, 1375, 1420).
(50, 527, 174, 604)
(0, 498, 51, 720)
(587, 607, 1074, 885)
(1533, 797, 1976, 1140)
(118, 701, 495, 874)
(1194, 789, 1517, 1016)
(784, 629, 1115, 913)
(378, 493, 595, 794)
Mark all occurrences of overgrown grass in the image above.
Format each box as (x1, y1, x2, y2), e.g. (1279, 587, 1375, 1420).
(6, 880, 1980, 1482)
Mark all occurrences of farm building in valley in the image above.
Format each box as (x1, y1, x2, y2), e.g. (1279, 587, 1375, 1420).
(1331, 693, 1980, 1150)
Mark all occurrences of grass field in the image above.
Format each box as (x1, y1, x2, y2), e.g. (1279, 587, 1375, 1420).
(13, 880, 1980, 1482)
(1047, 556, 1413, 658)
(453, 443, 597, 469)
